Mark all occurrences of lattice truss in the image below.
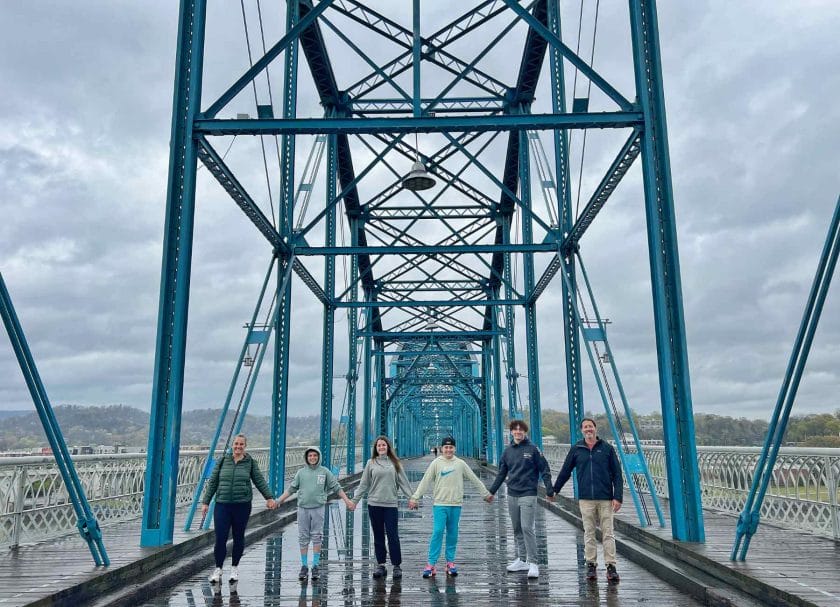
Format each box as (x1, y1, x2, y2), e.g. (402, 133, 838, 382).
(192, 0, 646, 442)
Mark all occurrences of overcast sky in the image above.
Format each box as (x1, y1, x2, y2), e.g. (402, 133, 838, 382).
(1, 1, 838, 424)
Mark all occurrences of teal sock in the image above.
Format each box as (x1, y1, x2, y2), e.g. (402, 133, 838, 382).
(300, 553, 308, 566)
(313, 552, 321, 566)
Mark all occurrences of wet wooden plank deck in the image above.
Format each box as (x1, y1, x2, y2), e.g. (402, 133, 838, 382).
(138, 459, 700, 606)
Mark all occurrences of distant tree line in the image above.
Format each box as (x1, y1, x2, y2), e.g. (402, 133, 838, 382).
(539, 409, 840, 448)
(4, 405, 840, 452)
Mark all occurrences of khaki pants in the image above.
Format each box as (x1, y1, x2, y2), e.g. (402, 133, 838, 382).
(579, 499, 616, 565)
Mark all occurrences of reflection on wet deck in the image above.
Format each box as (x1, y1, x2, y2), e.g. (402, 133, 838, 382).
(140, 458, 701, 606)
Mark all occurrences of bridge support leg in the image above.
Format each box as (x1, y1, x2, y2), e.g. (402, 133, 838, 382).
(269, 0, 300, 494)
(630, 0, 704, 542)
(141, 0, 207, 547)
(319, 133, 338, 469)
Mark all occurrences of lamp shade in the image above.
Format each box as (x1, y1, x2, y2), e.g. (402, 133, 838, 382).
(402, 161, 435, 191)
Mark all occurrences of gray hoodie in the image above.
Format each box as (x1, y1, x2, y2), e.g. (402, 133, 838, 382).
(352, 455, 413, 508)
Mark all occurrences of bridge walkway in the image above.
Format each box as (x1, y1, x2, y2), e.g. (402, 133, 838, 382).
(0, 457, 837, 606)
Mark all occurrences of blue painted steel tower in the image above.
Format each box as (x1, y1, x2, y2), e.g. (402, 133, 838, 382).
(143, 0, 703, 545)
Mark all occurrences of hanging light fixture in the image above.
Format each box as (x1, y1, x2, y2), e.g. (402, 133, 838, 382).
(402, 132, 435, 191)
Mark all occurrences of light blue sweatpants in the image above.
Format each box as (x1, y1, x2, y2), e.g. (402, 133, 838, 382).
(428, 505, 462, 565)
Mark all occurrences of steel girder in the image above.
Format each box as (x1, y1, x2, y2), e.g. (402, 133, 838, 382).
(146, 0, 702, 545)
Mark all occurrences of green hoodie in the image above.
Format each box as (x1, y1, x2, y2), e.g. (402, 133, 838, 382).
(288, 447, 342, 508)
(410, 455, 490, 506)
(353, 455, 413, 508)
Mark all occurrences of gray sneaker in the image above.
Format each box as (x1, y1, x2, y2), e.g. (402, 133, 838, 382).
(298, 565, 309, 581)
(392, 565, 403, 580)
(311, 565, 320, 580)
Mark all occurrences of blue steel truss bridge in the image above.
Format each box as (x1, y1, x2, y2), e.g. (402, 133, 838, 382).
(140, 0, 706, 550)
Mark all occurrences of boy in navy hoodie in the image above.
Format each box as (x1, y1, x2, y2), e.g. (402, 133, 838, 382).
(488, 419, 554, 578)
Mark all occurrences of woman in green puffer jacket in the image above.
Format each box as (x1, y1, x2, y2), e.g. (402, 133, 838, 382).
(201, 434, 276, 584)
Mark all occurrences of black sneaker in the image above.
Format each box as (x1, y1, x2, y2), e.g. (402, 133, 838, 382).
(606, 564, 620, 583)
(311, 565, 320, 580)
(586, 562, 597, 580)
(392, 565, 403, 580)
(298, 565, 309, 581)
(373, 564, 387, 579)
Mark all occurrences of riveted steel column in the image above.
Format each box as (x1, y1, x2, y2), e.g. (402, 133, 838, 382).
(518, 123, 543, 448)
(362, 294, 374, 458)
(346, 224, 360, 474)
(142, 0, 206, 547)
(491, 304, 505, 463)
(268, 0, 300, 495)
(629, 0, 703, 541)
(548, 0, 585, 439)
(319, 132, 338, 469)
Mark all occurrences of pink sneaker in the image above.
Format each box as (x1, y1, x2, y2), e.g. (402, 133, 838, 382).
(422, 564, 436, 578)
(446, 562, 458, 576)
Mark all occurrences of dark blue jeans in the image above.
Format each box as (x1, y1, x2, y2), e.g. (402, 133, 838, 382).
(213, 501, 252, 567)
(368, 504, 401, 566)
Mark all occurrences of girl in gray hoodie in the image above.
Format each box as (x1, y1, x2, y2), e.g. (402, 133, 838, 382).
(352, 435, 414, 580)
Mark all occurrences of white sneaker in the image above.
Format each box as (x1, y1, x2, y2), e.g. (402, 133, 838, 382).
(209, 567, 222, 584)
(527, 563, 540, 578)
(229, 566, 239, 583)
(506, 558, 529, 572)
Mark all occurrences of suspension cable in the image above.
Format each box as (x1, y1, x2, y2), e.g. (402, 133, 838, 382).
(239, 0, 277, 229)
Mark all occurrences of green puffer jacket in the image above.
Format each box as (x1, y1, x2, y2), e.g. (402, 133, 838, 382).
(202, 453, 274, 504)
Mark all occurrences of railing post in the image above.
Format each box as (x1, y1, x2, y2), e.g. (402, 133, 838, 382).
(12, 464, 25, 548)
(826, 455, 839, 540)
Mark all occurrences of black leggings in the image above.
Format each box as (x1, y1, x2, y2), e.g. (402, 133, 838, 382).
(368, 505, 401, 566)
(213, 501, 252, 567)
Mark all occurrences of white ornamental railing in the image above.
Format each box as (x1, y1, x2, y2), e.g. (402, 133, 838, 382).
(543, 444, 840, 539)
(0, 446, 361, 549)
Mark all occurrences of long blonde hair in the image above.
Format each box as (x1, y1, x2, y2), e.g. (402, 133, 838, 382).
(371, 435, 402, 472)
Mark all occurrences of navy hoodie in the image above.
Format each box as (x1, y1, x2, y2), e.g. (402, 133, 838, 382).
(553, 437, 623, 502)
(489, 437, 554, 497)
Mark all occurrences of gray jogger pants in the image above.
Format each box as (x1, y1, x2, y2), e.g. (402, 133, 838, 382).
(298, 505, 325, 547)
(508, 494, 538, 563)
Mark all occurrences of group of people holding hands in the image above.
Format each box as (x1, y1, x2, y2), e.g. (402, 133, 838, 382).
(201, 417, 623, 587)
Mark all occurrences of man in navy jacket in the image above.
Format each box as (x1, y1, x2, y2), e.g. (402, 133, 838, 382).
(488, 419, 554, 578)
(554, 418, 623, 583)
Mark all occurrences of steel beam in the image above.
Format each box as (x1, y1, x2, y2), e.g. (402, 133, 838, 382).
(193, 112, 643, 136)
(141, 0, 206, 548)
(630, 0, 704, 542)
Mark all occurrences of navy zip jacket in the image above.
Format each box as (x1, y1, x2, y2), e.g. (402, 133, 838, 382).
(488, 437, 555, 497)
(553, 437, 623, 503)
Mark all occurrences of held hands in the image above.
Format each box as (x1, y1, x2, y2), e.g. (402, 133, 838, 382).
(484, 494, 494, 503)
(546, 494, 556, 503)
(344, 499, 356, 512)
(408, 499, 418, 510)
(266, 498, 277, 510)
(612, 499, 622, 513)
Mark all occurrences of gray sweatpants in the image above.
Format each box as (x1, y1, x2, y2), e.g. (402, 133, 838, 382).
(298, 505, 325, 547)
(508, 495, 538, 563)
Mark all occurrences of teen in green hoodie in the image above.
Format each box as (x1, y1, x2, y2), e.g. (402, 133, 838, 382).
(277, 447, 355, 581)
(408, 436, 491, 578)
(352, 435, 414, 580)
